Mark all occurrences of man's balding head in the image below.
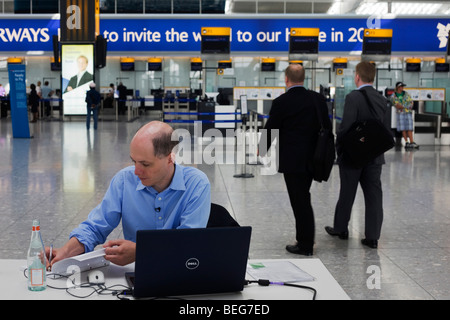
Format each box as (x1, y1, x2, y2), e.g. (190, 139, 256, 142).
(285, 63, 305, 85)
(132, 121, 178, 158)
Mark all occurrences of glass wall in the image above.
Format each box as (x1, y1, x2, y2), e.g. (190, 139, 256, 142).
(14, 0, 58, 13)
(4, 0, 450, 15)
(9, 0, 226, 14)
(3, 55, 450, 119)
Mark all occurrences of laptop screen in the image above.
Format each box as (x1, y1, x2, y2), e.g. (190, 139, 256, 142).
(129, 226, 252, 298)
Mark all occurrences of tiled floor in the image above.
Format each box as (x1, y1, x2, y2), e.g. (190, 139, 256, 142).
(1, 115, 450, 300)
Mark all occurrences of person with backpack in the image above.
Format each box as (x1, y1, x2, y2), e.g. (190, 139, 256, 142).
(325, 61, 392, 249)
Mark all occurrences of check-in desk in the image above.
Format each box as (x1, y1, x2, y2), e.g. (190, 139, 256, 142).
(125, 96, 140, 122)
(198, 100, 215, 133)
(403, 87, 450, 145)
(414, 112, 442, 145)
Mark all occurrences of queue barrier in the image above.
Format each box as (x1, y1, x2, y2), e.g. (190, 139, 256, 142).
(162, 111, 243, 124)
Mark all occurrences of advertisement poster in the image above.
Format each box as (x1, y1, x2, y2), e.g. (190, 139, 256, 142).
(62, 44, 94, 115)
(8, 64, 31, 138)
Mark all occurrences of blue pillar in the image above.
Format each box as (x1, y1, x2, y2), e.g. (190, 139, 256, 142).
(8, 64, 32, 139)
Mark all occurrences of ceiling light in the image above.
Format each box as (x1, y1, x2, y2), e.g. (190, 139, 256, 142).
(391, 2, 442, 15)
(356, 2, 388, 15)
(327, 1, 342, 15)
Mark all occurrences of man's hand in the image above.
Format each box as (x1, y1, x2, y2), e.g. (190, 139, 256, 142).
(103, 239, 136, 266)
(45, 237, 85, 271)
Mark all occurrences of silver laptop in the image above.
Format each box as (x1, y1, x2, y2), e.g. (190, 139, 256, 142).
(126, 226, 252, 298)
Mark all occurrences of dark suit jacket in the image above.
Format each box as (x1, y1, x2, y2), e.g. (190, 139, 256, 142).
(336, 85, 391, 165)
(65, 72, 94, 92)
(85, 88, 101, 107)
(261, 86, 331, 174)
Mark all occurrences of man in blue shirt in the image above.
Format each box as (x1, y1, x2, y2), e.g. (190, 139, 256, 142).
(47, 121, 211, 267)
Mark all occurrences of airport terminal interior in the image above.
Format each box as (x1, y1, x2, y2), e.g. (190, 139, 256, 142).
(1, 0, 450, 300)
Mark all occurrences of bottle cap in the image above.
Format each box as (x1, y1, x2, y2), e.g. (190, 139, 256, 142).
(32, 219, 40, 231)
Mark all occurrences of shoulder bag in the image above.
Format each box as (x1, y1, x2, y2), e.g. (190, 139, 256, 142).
(311, 92, 336, 182)
(341, 90, 395, 168)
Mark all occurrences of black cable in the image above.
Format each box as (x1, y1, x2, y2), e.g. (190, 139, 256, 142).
(245, 279, 317, 300)
(24, 268, 132, 300)
(25, 268, 317, 300)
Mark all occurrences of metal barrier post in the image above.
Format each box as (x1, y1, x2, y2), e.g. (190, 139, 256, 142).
(247, 111, 261, 165)
(234, 115, 254, 178)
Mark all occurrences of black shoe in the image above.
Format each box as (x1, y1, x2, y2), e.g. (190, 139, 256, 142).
(285, 244, 313, 256)
(361, 239, 378, 249)
(324, 226, 349, 239)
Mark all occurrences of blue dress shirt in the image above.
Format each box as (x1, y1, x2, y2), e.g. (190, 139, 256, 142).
(70, 163, 211, 252)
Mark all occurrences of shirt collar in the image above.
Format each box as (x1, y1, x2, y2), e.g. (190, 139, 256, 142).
(287, 85, 304, 91)
(357, 84, 372, 90)
(168, 163, 186, 191)
(136, 163, 186, 193)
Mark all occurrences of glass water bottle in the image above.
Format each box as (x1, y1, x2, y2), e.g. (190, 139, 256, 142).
(27, 220, 47, 291)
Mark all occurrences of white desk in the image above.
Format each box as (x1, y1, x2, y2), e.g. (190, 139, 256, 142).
(1, 258, 349, 300)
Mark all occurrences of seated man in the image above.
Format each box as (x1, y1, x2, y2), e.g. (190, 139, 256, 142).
(47, 121, 211, 267)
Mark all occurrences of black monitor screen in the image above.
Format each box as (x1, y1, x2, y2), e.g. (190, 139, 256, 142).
(435, 63, 450, 72)
(191, 62, 203, 71)
(261, 63, 275, 71)
(148, 63, 162, 71)
(51, 62, 61, 71)
(406, 63, 421, 72)
(218, 61, 232, 69)
(289, 36, 319, 54)
(362, 37, 392, 55)
(201, 35, 230, 54)
(121, 62, 135, 71)
(333, 62, 347, 71)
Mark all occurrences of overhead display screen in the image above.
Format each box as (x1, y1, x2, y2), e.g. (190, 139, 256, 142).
(201, 27, 231, 60)
(62, 44, 95, 116)
(435, 62, 449, 72)
(288, 28, 319, 60)
(362, 29, 392, 55)
(289, 36, 319, 54)
(201, 35, 230, 54)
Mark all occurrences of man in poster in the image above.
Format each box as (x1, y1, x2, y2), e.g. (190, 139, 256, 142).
(62, 45, 95, 115)
(64, 55, 94, 93)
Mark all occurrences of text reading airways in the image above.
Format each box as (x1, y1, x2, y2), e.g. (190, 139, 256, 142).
(0, 28, 50, 43)
(0, 27, 368, 44)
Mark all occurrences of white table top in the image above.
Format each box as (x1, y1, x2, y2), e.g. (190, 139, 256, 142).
(1, 258, 349, 300)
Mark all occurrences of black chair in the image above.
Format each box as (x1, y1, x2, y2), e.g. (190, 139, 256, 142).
(207, 203, 240, 228)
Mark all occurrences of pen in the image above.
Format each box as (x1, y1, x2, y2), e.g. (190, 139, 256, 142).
(48, 244, 53, 265)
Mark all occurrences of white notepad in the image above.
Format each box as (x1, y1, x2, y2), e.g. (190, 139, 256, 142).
(247, 260, 315, 283)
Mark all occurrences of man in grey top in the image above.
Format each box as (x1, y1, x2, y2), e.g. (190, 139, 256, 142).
(325, 61, 391, 249)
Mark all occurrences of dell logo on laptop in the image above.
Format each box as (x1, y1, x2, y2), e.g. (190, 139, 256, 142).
(186, 258, 200, 270)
